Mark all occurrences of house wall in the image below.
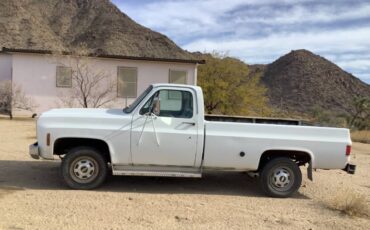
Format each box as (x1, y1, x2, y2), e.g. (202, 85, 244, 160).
(11, 53, 197, 116)
(0, 54, 12, 82)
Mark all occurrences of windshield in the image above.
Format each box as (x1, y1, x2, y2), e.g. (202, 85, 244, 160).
(123, 85, 153, 113)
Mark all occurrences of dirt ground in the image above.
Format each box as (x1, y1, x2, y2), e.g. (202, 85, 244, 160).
(0, 118, 369, 230)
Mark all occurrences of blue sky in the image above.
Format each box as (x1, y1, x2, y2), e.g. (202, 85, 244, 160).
(112, 0, 370, 83)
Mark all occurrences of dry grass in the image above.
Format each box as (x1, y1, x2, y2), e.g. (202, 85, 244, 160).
(326, 189, 369, 217)
(351, 130, 370, 144)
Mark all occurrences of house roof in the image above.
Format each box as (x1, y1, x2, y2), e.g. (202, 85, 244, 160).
(1, 47, 205, 64)
(0, 0, 204, 64)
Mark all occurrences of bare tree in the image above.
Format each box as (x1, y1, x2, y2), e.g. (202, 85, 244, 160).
(0, 81, 37, 119)
(54, 47, 117, 108)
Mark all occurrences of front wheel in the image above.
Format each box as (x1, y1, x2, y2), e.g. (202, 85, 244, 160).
(259, 157, 302, 198)
(61, 147, 108, 190)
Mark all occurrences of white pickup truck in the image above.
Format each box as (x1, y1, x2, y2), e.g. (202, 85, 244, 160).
(29, 84, 356, 197)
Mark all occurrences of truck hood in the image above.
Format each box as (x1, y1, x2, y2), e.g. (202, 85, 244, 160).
(38, 108, 133, 137)
(41, 108, 128, 119)
(35, 108, 134, 152)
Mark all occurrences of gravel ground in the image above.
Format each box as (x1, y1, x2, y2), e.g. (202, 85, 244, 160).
(0, 118, 369, 229)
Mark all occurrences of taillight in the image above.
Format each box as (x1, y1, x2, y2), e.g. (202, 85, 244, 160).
(346, 145, 351, 156)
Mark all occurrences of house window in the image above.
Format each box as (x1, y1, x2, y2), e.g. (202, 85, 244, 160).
(56, 66, 72, 88)
(117, 67, 138, 98)
(169, 70, 187, 84)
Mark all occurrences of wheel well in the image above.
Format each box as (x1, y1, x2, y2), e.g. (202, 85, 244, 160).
(53, 138, 111, 163)
(258, 150, 311, 170)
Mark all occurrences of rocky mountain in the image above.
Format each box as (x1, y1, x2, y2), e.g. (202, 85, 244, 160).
(252, 50, 370, 116)
(0, 0, 195, 60)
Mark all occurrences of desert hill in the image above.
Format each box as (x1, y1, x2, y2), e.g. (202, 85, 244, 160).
(252, 50, 370, 116)
(0, 0, 195, 60)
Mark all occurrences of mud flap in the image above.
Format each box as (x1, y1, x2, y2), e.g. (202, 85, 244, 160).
(307, 160, 313, 181)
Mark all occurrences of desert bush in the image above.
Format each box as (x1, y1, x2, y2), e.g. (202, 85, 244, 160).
(349, 97, 370, 130)
(326, 189, 369, 217)
(309, 106, 348, 127)
(351, 131, 370, 144)
(197, 52, 271, 116)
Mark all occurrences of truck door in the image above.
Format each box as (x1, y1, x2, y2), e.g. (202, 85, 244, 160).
(130, 88, 198, 166)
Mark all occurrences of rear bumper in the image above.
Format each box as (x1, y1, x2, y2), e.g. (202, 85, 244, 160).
(343, 163, 356, 174)
(29, 142, 40, 160)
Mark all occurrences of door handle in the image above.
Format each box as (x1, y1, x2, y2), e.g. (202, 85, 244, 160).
(182, 122, 196, 126)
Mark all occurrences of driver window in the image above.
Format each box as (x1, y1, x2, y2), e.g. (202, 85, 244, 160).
(140, 90, 193, 118)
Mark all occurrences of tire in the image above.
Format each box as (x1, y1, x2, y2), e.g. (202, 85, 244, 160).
(259, 157, 302, 198)
(61, 146, 108, 190)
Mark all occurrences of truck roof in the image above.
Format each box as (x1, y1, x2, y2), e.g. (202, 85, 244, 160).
(151, 83, 201, 90)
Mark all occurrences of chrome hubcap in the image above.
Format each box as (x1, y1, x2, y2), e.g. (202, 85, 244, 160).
(272, 168, 291, 188)
(73, 159, 95, 179)
(70, 156, 99, 183)
(269, 166, 294, 192)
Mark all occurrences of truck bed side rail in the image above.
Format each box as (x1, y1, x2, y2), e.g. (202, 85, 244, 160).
(205, 114, 303, 126)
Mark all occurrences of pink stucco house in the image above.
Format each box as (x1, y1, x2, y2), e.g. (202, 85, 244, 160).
(0, 48, 203, 116)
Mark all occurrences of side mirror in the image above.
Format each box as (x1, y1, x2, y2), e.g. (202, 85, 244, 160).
(151, 98, 160, 116)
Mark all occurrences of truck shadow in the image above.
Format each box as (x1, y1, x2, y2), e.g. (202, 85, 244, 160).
(0, 160, 309, 199)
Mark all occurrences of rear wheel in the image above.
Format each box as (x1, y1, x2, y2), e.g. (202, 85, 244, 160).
(259, 157, 302, 198)
(61, 147, 107, 189)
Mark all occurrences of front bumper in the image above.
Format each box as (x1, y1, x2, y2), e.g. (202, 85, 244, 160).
(29, 142, 40, 160)
(343, 163, 356, 174)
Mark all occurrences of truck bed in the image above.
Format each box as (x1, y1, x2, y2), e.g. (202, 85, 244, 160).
(203, 119, 351, 170)
(205, 114, 303, 125)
